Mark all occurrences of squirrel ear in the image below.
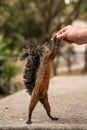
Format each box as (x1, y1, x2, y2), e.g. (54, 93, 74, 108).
(41, 42, 50, 49)
(44, 42, 50, 47)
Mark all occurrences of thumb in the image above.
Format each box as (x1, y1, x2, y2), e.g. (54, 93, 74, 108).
(56, 32, 66, 40)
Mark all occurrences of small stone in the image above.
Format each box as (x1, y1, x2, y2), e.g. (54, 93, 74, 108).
(4, 106, 9, 109)
(19, 118, 23, 121)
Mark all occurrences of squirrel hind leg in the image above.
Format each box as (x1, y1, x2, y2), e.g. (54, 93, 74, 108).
(40, 94, 59, 121)
(26, 93, 39, 124)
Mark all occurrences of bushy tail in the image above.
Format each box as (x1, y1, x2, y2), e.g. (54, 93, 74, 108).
(18, 51, 29, 61)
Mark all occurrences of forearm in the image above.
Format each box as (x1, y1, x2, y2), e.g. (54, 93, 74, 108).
(78, 29, 87, 44)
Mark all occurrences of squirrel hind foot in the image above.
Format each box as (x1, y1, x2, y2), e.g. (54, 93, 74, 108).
(26, 120, 32, 124)
(51, 117, 59, 121)
(48, 114, 59, 121)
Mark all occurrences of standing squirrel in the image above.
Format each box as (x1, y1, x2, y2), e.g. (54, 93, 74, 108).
(18, 37, 59, 124)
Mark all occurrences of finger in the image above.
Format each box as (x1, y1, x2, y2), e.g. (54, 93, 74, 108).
(63, 38, 74, 44)
(55, 27, 67, 35)
(56, 32, 66, 39)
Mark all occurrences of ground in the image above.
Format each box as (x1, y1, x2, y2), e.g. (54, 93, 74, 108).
(0, 76, 87, 130)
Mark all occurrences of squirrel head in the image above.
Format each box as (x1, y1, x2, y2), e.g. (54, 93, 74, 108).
(37, 42, 51, 57)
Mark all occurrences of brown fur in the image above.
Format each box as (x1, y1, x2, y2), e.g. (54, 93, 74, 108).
(26, 39, 59, 124)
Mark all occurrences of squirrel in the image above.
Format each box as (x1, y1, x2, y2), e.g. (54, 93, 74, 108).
(18, 37, 59, 124)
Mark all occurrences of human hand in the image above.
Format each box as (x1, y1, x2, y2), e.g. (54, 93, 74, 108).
(55, 25, 87, 45)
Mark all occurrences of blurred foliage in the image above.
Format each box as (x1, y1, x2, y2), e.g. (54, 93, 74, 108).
(0, 36, 20, 95)
(0, 0, 84, 43)
(0, 0, 87, 96)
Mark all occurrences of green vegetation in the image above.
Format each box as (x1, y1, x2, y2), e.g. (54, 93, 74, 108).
(0, 36, 20, 95)
(0, 0, 87, 97)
